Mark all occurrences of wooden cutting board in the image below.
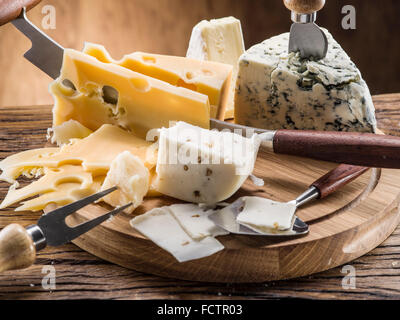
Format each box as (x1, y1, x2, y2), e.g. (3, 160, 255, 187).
(58, 109, 400, 283)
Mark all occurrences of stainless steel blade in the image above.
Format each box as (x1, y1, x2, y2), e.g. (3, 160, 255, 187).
(289, 22, 328, 59)
(11, 7, 63, 79)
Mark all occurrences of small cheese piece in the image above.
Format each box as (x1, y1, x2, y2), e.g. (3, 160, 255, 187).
(47, 119, 93, 146)
(166, 204, 229, 240)
(16, 177, 104, 212)
(0, 165, 92, 210)
(187, 17, 245, 119)
(235, 29, 376, 132)
(100, 151, 150, 214)
(52, 49, 211, 139)
(0, 124, 155, 184)
(130, 207, 224, 262)
(83, 43, 232, 120)
(236, 197, 296, 232)
(154, 122, 260, 204)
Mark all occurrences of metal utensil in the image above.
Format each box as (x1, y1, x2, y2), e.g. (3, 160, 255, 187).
(283, 0, 328, 59)
(0, 187, 132, 272)
(5, 7, 400, 169)
(209, 164, 369, 236)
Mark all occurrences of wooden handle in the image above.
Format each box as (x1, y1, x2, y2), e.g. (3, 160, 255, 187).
(0, 0, 41, 26)
(273, 130, 400, 169)
(311, 164, 369, 199)
(283, 0, 325, 14)
(0, 224, 36, 272)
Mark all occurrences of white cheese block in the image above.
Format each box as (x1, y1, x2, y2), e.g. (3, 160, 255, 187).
(237, 197, 296, 232)
(235, 29, 377, 133)
(130, 207, 224, 262)
(101, 151, 150, 214)
(187, 16, 245, 119)
(166, 204, 229, 240)
(154, 122, 260, 204)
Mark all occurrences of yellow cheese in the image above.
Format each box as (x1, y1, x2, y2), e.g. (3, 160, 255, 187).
(16, 178, 104, 212)
(82, 43, 232, 120)
(52, 49, 211, 138)
(0, 124, 156, 184)
(47, 119, 93, 146)
(0, 165, 93, 210)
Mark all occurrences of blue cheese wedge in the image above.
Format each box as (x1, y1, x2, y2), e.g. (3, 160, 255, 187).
(154, 122, 260, 204)
(130, 207, 224, 262)
(235, 29, 377, 133)
(166, 204, 229, 240)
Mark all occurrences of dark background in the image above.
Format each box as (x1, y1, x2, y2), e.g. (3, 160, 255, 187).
(0, 0, 399, 107)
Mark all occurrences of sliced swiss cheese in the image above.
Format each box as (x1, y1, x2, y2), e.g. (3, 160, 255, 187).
(130, 207, 224, 263)
(82, 43, 232, 120)
(47, 119, 93, 146)
(187, 17, 245, 119)
(52, 49, 211, 138)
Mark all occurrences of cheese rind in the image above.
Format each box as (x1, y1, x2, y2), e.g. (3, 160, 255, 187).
(83, 43, 232, 120)
(154, 122, 260, 204)
(187, 17, 245, 119)
(100, 151, 150, 214)
(52, 49, 211, 139)
(130, 207, 224, 263)
(235, 29, 376, 132)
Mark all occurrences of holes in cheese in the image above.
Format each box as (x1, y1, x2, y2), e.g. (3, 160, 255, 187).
(52, 48, 210, 139)
(100, 151, 150, 214)
(81, 42, 232, 120)
(102, 86, 119, 105)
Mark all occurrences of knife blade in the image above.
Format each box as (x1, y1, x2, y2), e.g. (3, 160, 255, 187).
(284, 0, 328, 59)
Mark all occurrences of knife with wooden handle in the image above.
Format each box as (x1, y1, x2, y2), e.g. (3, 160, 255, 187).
(3, 5, 400, 169)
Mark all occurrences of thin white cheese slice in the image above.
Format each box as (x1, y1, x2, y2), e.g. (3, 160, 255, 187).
(166, 204, 229, 240)
(237, 197, 297, 232)
(130, 207, 224, 263)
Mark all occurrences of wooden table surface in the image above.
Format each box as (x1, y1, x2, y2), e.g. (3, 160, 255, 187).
(1, 94, 400, 300)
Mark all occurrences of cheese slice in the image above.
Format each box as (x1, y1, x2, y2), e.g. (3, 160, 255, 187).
(187, 17, 245, 119)
(0, 124, 156, 184)
(166, 204, 229, 240)
(82, 43, 232, 120)
(236, 197, 297, 232)
(130, 207, 224, 262)
(52, 49, 211, 138)
(16, 177, 104, 212)
(154, 122, 260, 204)
(0, 165, 93, 210)
(47, 119, 93, 146)
(100, 151, 150, 214)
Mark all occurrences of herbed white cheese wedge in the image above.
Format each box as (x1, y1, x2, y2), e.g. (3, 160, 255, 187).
(101, 151, 150, 214)
(154, 122, 260, 204)
(187, 16, 245, 119)
(166, 204, 229, 240)
(130, 207, 224, 263)
(236, 197, 297, 233)
(235, 29, 377, 133)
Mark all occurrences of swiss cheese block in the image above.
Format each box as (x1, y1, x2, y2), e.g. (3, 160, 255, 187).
(82, 43, 232, 120)
(154, 122, 260, 204)
(130, 207, 224, 263)
(100, 151, 150, 214)
(52, 49, 210, 138)
(187, 16, 245, 119)
(235, 29, 377, 132)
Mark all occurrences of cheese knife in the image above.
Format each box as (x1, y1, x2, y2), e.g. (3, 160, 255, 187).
(284, 0, 328, 59)
(4, 4, 400, 169)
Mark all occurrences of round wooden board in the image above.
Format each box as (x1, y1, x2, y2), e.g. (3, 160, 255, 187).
(62, 143, 400, 283)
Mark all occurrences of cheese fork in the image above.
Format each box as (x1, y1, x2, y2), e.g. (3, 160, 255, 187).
(0, 187, 132, 272)
(209, 164, 369, 236)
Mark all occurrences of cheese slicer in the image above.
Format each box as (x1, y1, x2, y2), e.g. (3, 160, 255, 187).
(208, 164, 369, 236)
(5, 4, 400, 169)
(283, 0, 328, 59)
(0, 186, 132, 272)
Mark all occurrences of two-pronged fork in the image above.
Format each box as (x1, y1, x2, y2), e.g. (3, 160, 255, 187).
(0, 187, 132, 272)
